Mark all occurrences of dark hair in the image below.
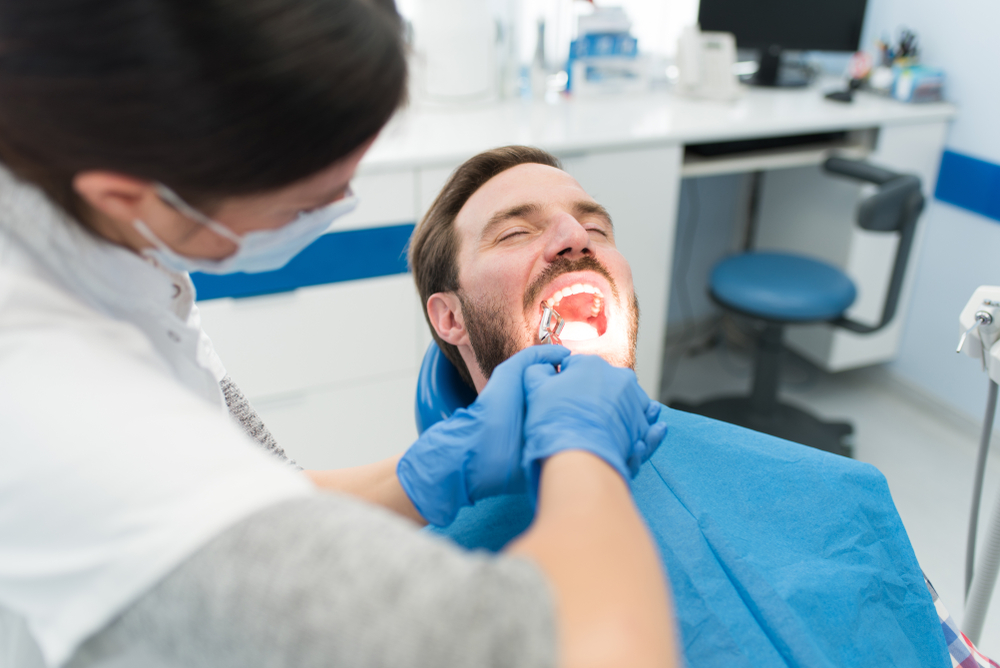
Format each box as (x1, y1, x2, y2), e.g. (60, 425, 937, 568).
(0, 0, 407, 220)
(408, 145, 561, 388)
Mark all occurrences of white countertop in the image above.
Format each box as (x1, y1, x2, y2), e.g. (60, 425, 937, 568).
(360, 84, 957, 173)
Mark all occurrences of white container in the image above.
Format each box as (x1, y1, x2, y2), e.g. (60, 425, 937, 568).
(410, 0, 497, 105)
(675, 25, 742, 102)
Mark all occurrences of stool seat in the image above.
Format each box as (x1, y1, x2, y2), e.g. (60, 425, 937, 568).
(711, 251, 857, 322)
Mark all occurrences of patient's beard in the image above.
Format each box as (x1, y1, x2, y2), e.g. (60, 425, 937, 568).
(622, 294, 640, 369)
(457, 290, 531, 382)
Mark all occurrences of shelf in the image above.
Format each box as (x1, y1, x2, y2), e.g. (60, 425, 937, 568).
(681, 129, 877, 178)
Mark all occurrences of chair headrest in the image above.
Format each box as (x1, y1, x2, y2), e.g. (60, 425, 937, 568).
(415, 342, 478, 434)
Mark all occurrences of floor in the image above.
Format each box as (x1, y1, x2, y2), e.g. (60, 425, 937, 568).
(659, 330, 1000, 657)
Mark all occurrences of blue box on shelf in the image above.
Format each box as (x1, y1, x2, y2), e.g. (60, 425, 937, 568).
(892, 65, 945, 103)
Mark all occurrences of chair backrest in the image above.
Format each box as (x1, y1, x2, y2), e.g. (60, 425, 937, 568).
(822, 157, 926, 334)
(415, 342, 477, 434)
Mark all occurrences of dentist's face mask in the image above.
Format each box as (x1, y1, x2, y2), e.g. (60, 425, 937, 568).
(134, 183, 358, 275)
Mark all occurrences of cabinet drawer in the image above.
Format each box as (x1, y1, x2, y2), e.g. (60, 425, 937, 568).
(198, 274, 420, 398)
(253, 372, 420, 469)
(337, 169, 417, 231)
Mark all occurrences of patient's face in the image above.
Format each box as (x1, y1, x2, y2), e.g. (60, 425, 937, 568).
(448, 163, 638, 390)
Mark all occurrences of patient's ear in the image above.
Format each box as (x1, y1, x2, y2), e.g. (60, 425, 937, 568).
(426, 292, 469, 347)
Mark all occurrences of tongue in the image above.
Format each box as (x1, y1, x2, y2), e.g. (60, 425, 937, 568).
(560, 321, 599, 341)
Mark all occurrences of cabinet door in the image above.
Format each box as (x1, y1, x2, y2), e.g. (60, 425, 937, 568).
(412, 164, 463, 367)
(561, 145, 683, 397)
(198, 274, 420, 398)
(252, 372, 420, 470)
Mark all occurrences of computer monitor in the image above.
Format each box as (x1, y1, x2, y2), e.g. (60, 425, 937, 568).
(698, 0, 868, 87)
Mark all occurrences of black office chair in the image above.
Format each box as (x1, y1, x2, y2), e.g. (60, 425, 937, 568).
(671, 157, 926, 457)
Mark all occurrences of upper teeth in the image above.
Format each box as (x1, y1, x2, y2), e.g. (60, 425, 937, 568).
(545, 283, 605, 317)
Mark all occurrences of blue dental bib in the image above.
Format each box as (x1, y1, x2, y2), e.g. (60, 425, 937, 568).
(428, 407, 948, 667)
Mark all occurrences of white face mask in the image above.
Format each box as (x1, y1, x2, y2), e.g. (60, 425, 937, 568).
(134, 183, 358, 275)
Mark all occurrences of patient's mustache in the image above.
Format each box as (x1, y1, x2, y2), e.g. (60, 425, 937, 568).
(522, 256, 619, 313)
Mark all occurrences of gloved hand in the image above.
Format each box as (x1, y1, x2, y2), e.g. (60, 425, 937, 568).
(398, 344, 571, 526)
(522, 354, 667, 501)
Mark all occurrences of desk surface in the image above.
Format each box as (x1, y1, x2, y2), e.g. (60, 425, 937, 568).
(361, 84, 957, 172)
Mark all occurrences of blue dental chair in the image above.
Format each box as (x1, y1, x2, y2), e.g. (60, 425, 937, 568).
(415, 342, 477, 434)
(671, 157, 925, 458)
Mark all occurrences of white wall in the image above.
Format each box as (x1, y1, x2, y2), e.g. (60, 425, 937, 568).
(858, 0, 1000, 420)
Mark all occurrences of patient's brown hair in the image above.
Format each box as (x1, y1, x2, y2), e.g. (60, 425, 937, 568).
(408, 145, 561, 388)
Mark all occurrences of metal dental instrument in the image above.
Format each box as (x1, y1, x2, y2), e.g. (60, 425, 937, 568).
(957, 309, 995, 371)
(538, 306, 565, 345)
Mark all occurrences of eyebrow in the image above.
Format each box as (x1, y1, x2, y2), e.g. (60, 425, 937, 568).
(478, 200, 614, 242)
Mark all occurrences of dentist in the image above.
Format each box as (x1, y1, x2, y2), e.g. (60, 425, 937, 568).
(0, 2, 674, 667)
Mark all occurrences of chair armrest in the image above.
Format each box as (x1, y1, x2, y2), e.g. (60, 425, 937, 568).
(824, 157, 925, 335)
(823, 157, 899, 185)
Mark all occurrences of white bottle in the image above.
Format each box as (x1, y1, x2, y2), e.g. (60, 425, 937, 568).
(411, 0, 496, 104)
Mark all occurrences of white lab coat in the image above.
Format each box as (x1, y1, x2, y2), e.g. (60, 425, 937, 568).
(0, 166, 312, 667)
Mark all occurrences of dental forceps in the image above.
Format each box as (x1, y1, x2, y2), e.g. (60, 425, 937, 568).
(539, 306, 565, 345)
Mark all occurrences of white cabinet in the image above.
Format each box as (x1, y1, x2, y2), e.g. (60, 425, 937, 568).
(198, 276, 419, 397)
(196, 94, 954, 466)
(412, 164, 462, 367)
(244, 371, 420, 470)
(335, 169, 417, 231)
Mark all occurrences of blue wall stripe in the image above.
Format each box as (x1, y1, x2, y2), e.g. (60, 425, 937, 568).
(192, 223, 414, 301)
(934, 150, 1000, 223)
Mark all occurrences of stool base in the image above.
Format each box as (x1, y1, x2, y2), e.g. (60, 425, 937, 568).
(670, 396, 854, 458)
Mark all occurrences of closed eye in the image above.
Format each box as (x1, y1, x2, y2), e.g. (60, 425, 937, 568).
(584, 219, 614, 239)
(498, 229, 529, 242)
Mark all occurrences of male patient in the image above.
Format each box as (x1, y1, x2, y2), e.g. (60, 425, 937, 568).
(408, 146, 952, 668)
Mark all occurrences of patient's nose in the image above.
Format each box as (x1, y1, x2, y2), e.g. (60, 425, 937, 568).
(544, 212, 591, 262)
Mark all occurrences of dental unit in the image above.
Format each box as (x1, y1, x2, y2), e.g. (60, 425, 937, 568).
(956, 285, 1000, 645)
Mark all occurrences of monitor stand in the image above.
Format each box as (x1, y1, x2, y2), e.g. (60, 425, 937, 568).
(746, 45, 810, 88)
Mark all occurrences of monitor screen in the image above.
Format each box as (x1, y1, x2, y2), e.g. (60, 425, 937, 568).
(698, 0, 868, 53)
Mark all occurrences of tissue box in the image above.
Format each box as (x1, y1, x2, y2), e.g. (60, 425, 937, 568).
(892, 65, 944, 103)
(567, 32, 646, 95)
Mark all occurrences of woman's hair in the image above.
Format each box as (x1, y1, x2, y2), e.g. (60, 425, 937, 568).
(0, 0, 407, 220)
(408, 145, 562, 388)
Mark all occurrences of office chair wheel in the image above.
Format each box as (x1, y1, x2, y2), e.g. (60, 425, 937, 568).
(670, 396, 854, 458)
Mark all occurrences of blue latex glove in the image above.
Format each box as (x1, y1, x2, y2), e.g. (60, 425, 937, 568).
(522, 354, 667, 501)
(398, 345, 571, 526)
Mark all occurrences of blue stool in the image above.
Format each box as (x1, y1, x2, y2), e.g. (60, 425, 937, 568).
(671, 157, 925, 457)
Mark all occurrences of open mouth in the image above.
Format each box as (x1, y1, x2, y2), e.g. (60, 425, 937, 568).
(542, 282, 608, 342)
